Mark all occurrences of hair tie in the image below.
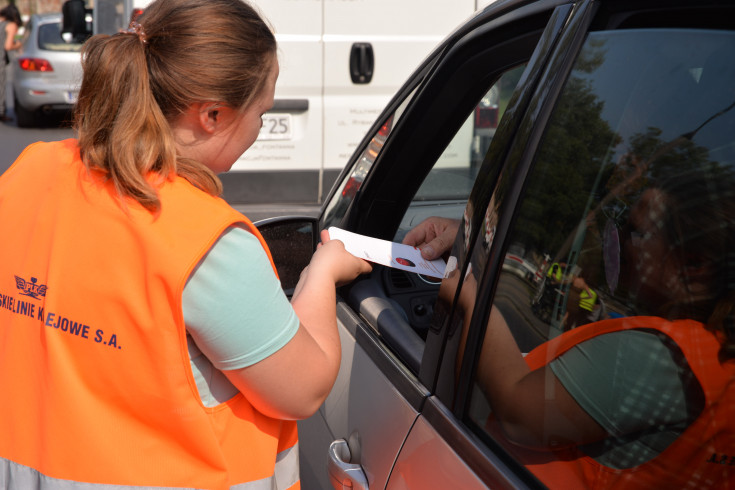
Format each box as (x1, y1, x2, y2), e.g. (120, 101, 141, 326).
(127, 21, 147, 45)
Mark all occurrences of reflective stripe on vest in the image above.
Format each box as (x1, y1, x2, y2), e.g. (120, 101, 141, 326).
(1, 444, 299, 490)
(0, 140, 299, 489)
(496, 317, 735, 489)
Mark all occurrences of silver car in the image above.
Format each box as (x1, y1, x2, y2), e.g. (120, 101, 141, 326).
(257, 0, 735, 487)
(11, 13, 85, 127)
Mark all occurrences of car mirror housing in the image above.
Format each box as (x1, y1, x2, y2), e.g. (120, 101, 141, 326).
(255, 216, 319, 295)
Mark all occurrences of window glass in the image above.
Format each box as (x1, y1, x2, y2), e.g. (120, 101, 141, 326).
(464, 28, 735, 488)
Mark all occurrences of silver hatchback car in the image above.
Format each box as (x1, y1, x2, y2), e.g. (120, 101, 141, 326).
(11, 13, 85, 127)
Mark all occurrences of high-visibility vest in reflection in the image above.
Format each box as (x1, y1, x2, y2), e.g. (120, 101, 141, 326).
(503, 316, 735, 489)
(578, 288, 598, 311)
(0, 140, 299, 489)
(547, 263, 563, 282)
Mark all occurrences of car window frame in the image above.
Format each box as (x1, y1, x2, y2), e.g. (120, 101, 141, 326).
(331, 0, 579, 388)
(449, 0, 599, 419)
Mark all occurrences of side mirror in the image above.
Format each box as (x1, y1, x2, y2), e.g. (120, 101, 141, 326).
(255, 216, 318, 295)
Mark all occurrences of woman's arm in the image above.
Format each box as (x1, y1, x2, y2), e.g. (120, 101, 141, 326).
(476, 307, 608, 448)
(223, 230, 371, 420)
(5, 22, 20, 52)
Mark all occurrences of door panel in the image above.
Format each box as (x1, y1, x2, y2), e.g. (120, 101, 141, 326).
(322, 0, 478, 171)
(298, 301, 426, 490)
(301, 2, 572, 489)
(387, 414, 486, 489)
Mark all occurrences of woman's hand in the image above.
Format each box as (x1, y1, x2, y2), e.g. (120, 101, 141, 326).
(311, 229, 373, 285)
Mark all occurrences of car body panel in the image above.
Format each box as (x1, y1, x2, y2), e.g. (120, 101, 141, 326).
(298, 302, 426, 489)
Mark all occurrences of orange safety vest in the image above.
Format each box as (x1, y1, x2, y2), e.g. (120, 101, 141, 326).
(0, 140, 299, 489)
(497, 316, 735, 489)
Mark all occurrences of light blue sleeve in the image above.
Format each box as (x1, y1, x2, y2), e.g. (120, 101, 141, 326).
(549, 329, 699, 468)
(182, 226, 300, 371)
(550, 330, 690, 436)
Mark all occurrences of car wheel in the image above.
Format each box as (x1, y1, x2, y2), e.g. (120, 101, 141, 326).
(14, 96, 37, 128)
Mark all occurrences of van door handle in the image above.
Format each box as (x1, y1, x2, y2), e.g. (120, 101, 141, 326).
(350, 43, 374, 84)
(328, 439, 369, 490)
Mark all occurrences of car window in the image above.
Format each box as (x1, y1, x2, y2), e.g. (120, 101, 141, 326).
(394, 65, 526, 242)
(339, 63, 532, 374)
(463, 28, 735, 487)
(39, 22, 84, 52)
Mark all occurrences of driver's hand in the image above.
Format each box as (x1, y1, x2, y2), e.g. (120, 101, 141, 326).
(402, 217, 460, 260)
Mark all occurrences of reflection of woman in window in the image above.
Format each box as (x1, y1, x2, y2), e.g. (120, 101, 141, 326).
(469, 169, 735, 488)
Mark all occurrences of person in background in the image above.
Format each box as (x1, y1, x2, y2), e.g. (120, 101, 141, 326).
(0, 0, 370, 488)
(0, 3, 22, 122)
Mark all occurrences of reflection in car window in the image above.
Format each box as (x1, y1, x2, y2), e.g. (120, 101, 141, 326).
(464, 29, 735, 488)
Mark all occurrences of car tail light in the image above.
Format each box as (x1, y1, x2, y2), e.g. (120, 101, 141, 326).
(341, 158, 370, 198)
(18, 58, 54, 72)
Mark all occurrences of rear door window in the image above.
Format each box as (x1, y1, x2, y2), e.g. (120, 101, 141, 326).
(463, 26, 735, 488)
(40, 21, 84, 52)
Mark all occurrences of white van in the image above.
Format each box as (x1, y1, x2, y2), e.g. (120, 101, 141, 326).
(222, 0, 497, 204)
(70, 0, 494, 204)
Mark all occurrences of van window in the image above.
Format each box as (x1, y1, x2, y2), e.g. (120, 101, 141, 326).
(465, 28, 735, 487)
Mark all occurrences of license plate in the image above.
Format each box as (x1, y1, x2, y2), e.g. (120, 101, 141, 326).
(65, 91, 78, 104)
(258, 114, 292, 141)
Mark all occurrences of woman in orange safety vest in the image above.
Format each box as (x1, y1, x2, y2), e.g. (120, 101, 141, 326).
(0, 0, 371, 488)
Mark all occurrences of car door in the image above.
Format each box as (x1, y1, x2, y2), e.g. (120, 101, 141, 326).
(296, 1, 580, 488)
(428, 1, 735, 490)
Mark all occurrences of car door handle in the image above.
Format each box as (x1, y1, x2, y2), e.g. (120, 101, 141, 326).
(328, 439, 369, 490)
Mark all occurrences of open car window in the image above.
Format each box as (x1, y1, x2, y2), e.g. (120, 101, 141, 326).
(322, 88, 417, 230)
(393, 65, 527, 244)
(342, 62, 532, 375)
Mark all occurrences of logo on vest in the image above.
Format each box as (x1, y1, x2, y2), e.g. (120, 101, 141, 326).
(14, 275, 47, 300)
